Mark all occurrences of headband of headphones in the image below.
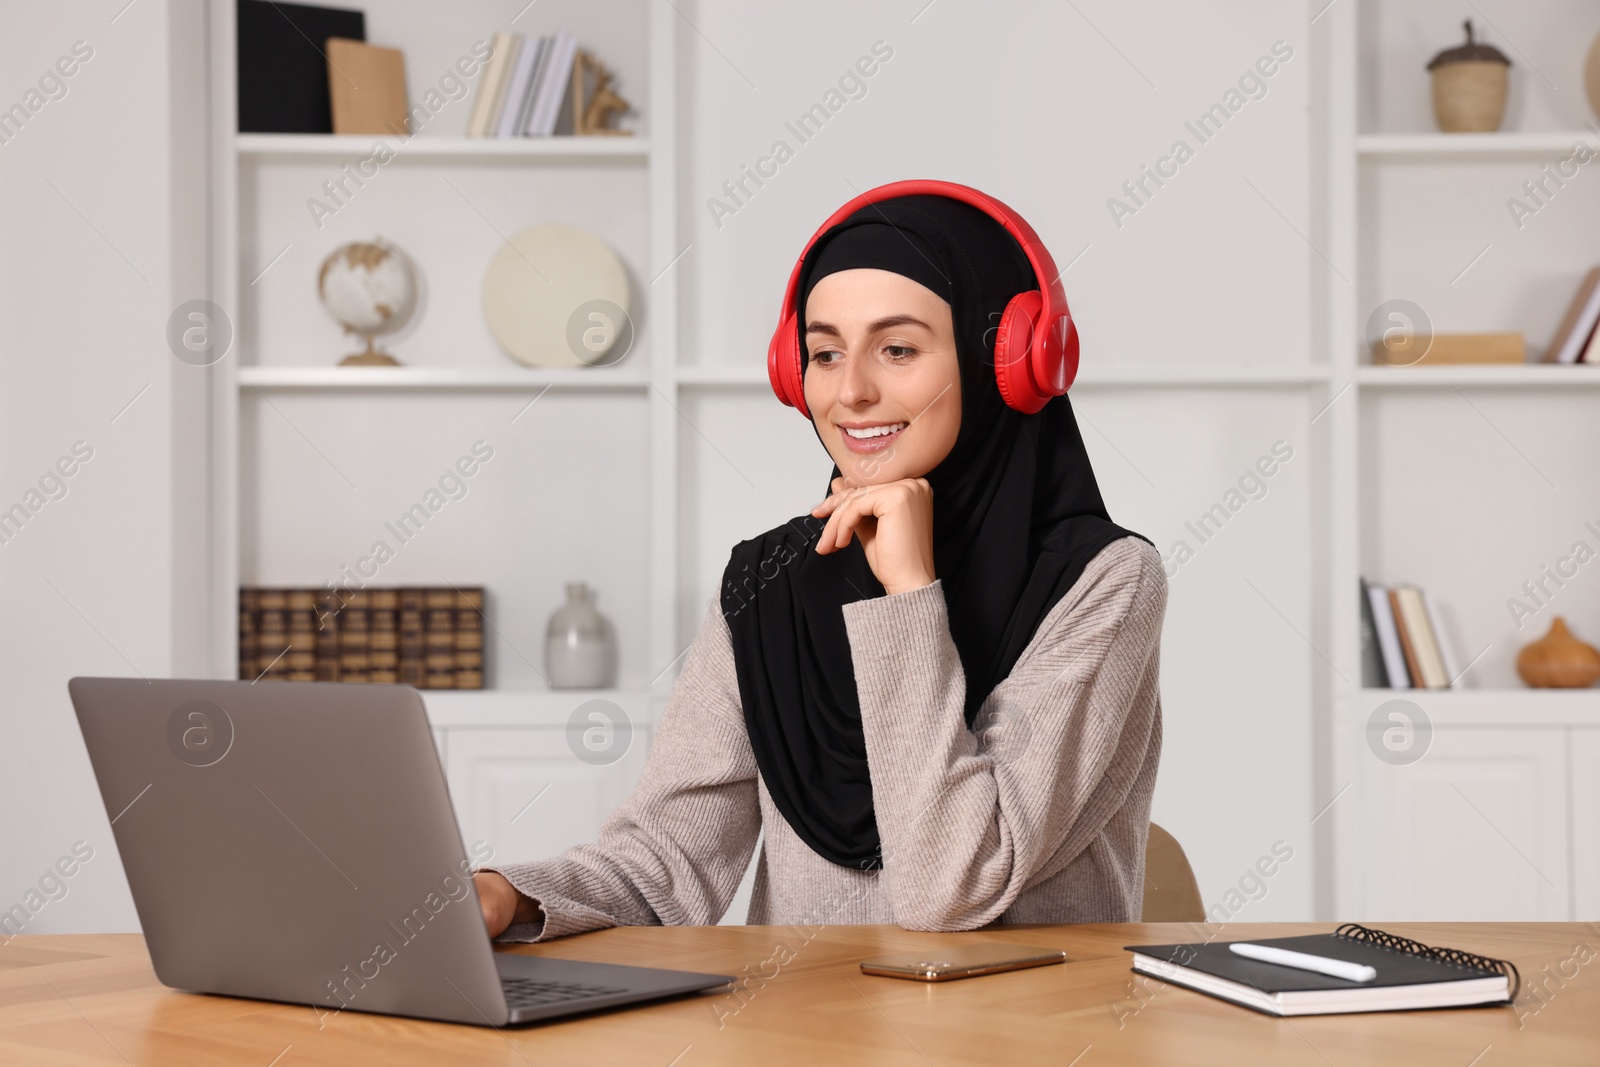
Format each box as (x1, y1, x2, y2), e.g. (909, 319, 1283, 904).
(766, 179, 1078, 419)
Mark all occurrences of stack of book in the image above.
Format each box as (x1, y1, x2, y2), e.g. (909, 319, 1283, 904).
(239, 586, 486, 689)
(467, 29, 582, 137)
(1360, 579, 1461, 689)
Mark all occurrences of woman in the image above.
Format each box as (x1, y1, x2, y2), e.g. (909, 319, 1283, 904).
(474, 185, 1166, 940)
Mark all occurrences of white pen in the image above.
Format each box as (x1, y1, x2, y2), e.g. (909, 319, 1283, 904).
(1229, 942, 1377, 983)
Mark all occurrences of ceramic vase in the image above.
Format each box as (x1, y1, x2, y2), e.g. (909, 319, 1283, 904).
(546, 581, 616, 689)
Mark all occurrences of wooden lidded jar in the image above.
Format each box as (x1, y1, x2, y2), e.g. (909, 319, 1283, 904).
(1515, 617, 1600, 689)
(1427, 20, 1511, 132)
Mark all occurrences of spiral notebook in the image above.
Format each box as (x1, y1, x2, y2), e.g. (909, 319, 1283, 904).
(1127, 924, 1520, 1016)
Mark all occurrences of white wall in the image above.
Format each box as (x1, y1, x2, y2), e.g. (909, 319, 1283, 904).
(0, 0, 210, 934)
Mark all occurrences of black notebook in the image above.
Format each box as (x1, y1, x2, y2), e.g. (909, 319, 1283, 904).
(237, 0, 366, 134)
(1127, 924, 1520, 1016)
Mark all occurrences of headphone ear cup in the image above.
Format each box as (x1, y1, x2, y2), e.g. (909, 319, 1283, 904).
(767, 311, 810, 419)
(1043, 310, 1079, 395)
(993, 290, 1047, 413)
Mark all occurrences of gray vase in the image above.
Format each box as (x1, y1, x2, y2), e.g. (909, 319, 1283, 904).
(545, 581, 616, 689)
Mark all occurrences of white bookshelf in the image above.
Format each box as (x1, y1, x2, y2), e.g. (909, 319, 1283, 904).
(1357, 130, 1600, 158)
(206, 0, 679, 902)
(238, 366, 651, 390)
(677, 363, 1334, 388)
(1356, 688, 1600, 728)
(1323, 0, 1600, 922)
(1356, 364, 1600, 387)
(237, 132, 651, 160)
(207, 0, 674, 715)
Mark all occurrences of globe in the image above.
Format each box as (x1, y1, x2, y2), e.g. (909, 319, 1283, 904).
(316, 238, 418, 365)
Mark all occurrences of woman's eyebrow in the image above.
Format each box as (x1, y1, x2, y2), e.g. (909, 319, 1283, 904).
(805, 314, 933, 337)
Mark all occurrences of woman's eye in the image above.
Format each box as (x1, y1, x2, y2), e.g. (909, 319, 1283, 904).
(809, 346, 915, 363)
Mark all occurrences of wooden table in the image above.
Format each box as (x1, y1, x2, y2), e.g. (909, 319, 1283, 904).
(3, 922, 1596, 1065)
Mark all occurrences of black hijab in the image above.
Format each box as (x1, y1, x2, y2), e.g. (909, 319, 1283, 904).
(719, 192, 1151, 869)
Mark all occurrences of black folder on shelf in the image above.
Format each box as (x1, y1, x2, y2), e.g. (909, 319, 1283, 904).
(237, 0, 366, 134)
(1127, 924, 1519, 1016)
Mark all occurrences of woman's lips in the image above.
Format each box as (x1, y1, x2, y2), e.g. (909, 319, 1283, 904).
(838, 423, 906, 454)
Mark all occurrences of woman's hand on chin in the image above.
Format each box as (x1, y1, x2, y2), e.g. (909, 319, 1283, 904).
(810, 475, 936, 596)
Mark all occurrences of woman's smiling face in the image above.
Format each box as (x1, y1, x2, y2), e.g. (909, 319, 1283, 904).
(802, 268, 962, 485)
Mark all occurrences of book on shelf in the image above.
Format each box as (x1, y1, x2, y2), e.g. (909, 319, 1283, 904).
(1387, 586, 1425, 686)
(1419, 587, 1462, 688)
(525, 30, 579, 136)
(1582, 317, 1600, 364)
(1360, 579, 1462, 689)
(1392, 586, 1449, 688)
(521, 34, 558, 135)
(1371, 332, 1525, 365)
(1358, 578, 1388, 686)
(483, 32, 522, 136)
(495, 34, 544, 137)
(1363, 580, 1408, 688)
(521, 35, 556, 135)
(325, 38, 409, 136)
(468, 27, 581, 137)
(1544, 265, 1600, 364)
(240, 585, 485, 688)
(467, 30, 516, 136)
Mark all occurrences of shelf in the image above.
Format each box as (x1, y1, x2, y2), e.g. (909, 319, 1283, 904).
(675, 363, 1332, 388)
(1357, 131, 1597, 160)
(1074, 364, 1331, 386)
(236, 133, 649, 162)
(1357, 365, 1600, 388)
(422, 688, 654, 729)
(675, 365, 770, 387)
(242, 364, 1332, 392)
(238, 366, 651, 391)
(1356, 687, 1600, 728)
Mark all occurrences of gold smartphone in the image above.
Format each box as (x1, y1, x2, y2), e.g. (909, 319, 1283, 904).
(859, 943, 1067, 982)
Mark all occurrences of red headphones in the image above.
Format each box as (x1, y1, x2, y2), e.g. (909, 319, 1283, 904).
(767, 179, 1079, 419)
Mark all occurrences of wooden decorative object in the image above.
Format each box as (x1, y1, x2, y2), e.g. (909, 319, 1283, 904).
(326, 38, 410, 136)
(1372, 331, 1526, 365)
(1515, 616, 1600, 688)
(338, 348, 401, 367)
(571, 49, 634, 136)
(1427, 20, 1510, 133)
(481, 224, 630, 367)
(1586, 33, 1600, 121)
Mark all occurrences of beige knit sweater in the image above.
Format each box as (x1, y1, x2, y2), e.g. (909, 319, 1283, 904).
(484, 534, 1166, 941)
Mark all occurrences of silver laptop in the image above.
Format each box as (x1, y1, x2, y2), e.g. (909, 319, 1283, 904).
(68, 676, 733, 1027)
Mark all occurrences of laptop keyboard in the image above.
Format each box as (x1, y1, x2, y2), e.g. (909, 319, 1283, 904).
(501, 976, 631, 1008)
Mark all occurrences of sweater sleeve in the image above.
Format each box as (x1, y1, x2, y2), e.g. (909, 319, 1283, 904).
(840, 535, 1166, 932)
(478, 591, 760, 942)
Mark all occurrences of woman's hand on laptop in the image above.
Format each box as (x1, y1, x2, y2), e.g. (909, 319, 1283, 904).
(474, 871, 538, 937)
